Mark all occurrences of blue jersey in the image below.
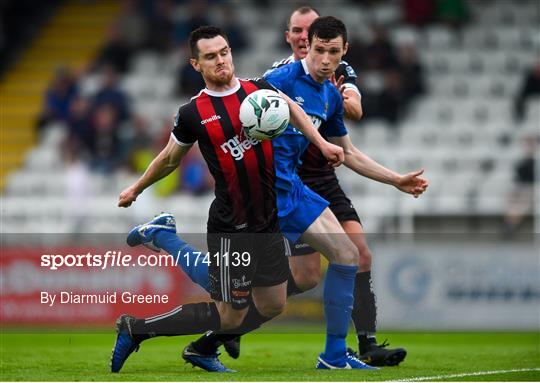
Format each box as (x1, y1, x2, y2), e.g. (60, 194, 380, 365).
(263, 59, 347, 194)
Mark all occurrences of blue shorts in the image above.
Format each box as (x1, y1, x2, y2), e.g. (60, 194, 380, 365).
(277, 178, 329, 243)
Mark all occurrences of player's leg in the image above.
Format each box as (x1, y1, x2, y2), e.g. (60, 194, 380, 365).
(183, 233, 289, 371)
(111, 232, 251, 373)
(184, 232, 289, 369)
(111, 300, 247, 373)
(126, 213, 209, 290)
(288, 251, 322, 292)
(342, 220, 407, 366)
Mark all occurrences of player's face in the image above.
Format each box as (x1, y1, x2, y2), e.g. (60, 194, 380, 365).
(307, 35, 348, 83)
(191, 36, 235, 87)
(285, 10, 319, 60)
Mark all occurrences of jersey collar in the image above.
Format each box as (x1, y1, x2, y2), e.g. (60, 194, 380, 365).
(300, 58, 310, 75)
(203, 77, 240, 97)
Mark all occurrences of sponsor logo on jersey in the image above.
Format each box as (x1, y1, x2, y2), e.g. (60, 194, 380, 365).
(201, 114, 221, 125)
(295, 96, 305, 106)
(220, 133, 260, 161)
(345, 65, 357, 78)
(232, 276, 251, 289)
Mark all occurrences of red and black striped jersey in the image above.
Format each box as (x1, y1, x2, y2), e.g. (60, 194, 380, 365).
(172, 78, 278, 232)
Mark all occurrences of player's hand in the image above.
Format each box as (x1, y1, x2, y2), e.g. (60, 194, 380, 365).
(330, 74, 346, 96)
(321, 141, 344, 167)
(395, 169, 429, 198)
(118, 185, 140, 207)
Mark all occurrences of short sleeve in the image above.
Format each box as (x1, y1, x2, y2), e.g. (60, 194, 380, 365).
(250, 78, 279, 92)
(171, 107, 196, 146)
(263, 67, 289, 93)
(336, 61, 361, 96)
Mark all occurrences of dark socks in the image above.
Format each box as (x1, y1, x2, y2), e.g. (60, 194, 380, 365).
(352, 271, 377, 333)
(352, 270, 378, 353)
(131, 302, 220, 343)
(191, 301, 270, 355)
(357, 333, 377, 354)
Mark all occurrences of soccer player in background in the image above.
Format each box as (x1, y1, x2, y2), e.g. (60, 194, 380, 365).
(111, 26, 345, 373)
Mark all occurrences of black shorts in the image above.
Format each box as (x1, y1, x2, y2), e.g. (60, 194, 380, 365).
(207, 229, 289, 309)
(289, 174, 361, 257)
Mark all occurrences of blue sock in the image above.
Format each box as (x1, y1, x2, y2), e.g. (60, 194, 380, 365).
(322, 263, 358, 365)
(154, 231, 209, 291)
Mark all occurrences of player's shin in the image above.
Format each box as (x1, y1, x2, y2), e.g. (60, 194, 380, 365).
(351, 271, 377, 352)
(153, 231, 209, 291)
(322, 263, 358, 364)
(131, 302, 220, 343)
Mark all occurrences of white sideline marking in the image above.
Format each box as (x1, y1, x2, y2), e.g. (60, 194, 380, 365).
(391, 367, 540, 381)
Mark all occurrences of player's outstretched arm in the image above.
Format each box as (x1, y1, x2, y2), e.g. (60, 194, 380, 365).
(329, 134, 429, 198)
(118, 136, 191, 207)
(279, 91, 344, 167)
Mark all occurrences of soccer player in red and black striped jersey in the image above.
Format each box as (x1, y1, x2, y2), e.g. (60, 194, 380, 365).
(112, 26, 344, 373)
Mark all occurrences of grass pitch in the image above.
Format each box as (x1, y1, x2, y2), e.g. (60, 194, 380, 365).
(1, 329, 539, 381)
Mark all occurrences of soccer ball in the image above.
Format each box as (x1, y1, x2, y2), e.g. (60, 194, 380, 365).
(239, 89, 290, 140)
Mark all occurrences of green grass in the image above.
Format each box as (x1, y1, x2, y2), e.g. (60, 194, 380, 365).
(1, 330, 539, 381)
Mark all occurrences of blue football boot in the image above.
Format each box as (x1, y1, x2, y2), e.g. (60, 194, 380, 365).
(127, 213, 176, 251)
(110, 314, 140, 373)
(182, 343, 236, 373)
(316, 350, 378, 370)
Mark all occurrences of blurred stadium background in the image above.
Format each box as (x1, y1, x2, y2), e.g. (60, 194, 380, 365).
(0, 0, 538, 332)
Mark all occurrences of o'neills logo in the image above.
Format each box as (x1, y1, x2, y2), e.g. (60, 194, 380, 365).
(220, 134, 260, 161)
(201, 115, 221, 125)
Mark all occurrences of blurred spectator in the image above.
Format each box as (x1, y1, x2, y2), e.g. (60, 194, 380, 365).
(175, 59, 206, 97)
(122, 114, 154, 171)
(88, 104, 122, 173)
(37, 67, 78, 129)
(94, 22, 133, 74)
(92, 65, 130, 122)
(402, 0, 435, 27)
(116, 0, 148, 50)
(220, 7, 248, 53)
(398, 44, 425, 99)
(365, 25, 399, 71)
(514, 58, 540, 122)
(435, 0, 469, 29)
(66, 95, 92, 151)
(378, 69, 407, 125)
(503, 136, 537, 235)
(180, 144, 213, 195)
(173, 0, 213, 46)
(144, 0, 175, 53)
(62, 137, 91, 233)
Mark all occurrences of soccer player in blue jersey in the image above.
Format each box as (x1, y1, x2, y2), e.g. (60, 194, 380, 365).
(125, 17, 427, 372)
(261, 6, 409, 366)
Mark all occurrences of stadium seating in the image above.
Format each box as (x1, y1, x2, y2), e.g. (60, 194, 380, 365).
(1, 0, 538, 234)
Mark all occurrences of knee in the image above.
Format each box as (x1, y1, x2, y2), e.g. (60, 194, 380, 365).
(256, 298, 286, 318)
(293, 264, 321, 292)
(333, 240, 359, 266)
(217, 305, 247, 330)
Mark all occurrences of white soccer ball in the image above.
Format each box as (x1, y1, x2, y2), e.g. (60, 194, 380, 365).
(239, 89, 290, 141)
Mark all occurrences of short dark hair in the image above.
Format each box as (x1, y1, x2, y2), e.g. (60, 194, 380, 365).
(188, 26, 229, 59)
(287, 6, 320, 29)
(308, 16, 347, 46)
